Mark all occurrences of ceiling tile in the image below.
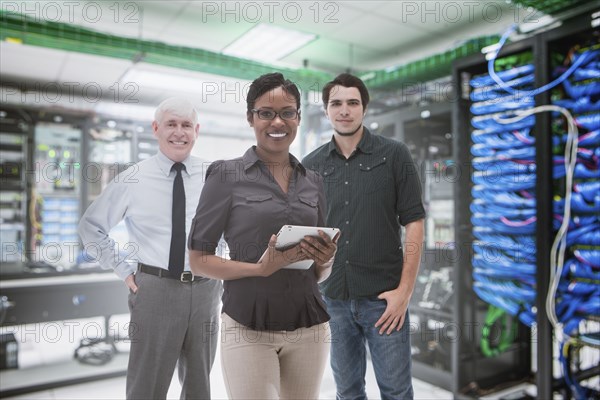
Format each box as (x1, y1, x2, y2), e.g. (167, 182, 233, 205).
(0, 42, 67, 82)
(282, 37, 380, 73)
(366, 9, 518, 70)
(159, 4, 253, 51)
(58, 53, 131, 85)
(342, 1, 390, 12)
(375, 0, 512, 30)
(127, 63, 250, 115)
(0, 0, 542, 115)
(328, 14, 423, 52)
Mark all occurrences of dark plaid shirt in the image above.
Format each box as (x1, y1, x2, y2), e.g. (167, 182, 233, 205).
(303, 128, 425, 300)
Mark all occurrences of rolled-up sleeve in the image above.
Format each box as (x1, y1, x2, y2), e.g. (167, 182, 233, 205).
(394, 144, 426, 226)
(188, 161, 232, 254)
(78, 179, 134, 280)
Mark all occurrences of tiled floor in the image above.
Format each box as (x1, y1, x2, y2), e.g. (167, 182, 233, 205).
(4, 349, 453, 400)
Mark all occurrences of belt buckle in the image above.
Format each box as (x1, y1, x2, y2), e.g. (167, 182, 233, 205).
(180, 271, 194, 282)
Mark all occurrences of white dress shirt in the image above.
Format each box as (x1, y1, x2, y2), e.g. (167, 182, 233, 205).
(78, 151, 208, 280)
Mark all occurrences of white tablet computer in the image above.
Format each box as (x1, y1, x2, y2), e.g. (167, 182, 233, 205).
(276, 225, 340, 270)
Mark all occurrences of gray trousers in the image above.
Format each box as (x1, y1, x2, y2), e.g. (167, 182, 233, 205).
(126, 271, 222, 399)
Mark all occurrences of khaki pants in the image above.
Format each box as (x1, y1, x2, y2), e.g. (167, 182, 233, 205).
(220, 313, 330, 399)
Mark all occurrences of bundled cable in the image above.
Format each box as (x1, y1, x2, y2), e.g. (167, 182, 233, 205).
(475, 29, 600, 397)
(469, 58, 538, 337)
(480, 305, 517, 358)
(486, 24, 599, 98)
(559, 340, 592, 399)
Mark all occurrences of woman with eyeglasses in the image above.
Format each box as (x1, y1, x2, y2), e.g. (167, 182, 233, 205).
(188, 72, 338, 399)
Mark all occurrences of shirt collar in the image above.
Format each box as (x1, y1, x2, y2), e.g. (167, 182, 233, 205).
(327, 126, 374, 156)
(242, 146, 306, 175)
(156, 150, 193, 177)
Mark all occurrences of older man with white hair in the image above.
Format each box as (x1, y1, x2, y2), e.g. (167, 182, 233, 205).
(79, 97, 222, 399)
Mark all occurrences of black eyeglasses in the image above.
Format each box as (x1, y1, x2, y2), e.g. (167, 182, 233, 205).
(251, 109, 300, 121)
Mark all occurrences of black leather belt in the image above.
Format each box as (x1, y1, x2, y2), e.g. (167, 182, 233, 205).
(137, 263, 198, 282)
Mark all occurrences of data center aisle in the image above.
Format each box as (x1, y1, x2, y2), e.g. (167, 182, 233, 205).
(4, 347, 453, 400)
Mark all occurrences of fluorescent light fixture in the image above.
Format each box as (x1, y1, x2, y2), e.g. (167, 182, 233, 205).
(122, 69, 205, 93)
(519, 14, 556, 34)
(359, 72, 376, 81)
(94, 102, 156, 120)
(222, 24, 316, 62)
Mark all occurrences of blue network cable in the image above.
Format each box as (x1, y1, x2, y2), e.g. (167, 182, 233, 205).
(562, 79, 600, 98)
(552, 215, 599, 231)
(470, 73, 535, 102)
(470, 48, 540, 335)
(472, 129, 535, 149)
(486, 24, 599, 98)
(471, 114, 535, 131)
(471, 143, 536, 159)
(471, 187, 536, 207)
(574, 113, 600, 131)
(472, 172, 536, 190)
(553, 98, 600, 114)
(471, 41, 599, 397)
(470, 95, 535, 115)
(546, 43, 600, 398)
(471, 200, 537, 217)
(471, 63, 535, 87)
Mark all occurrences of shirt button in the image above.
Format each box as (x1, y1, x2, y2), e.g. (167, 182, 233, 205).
(345, 240, 349, 244)
(366, 167, 370, 170)
(345, 221, 349, 224)
(345, 162, 349, 166)
(344, 181, 348, 185)
(345, 201, 349, 205)
(345, 261, 349, 264)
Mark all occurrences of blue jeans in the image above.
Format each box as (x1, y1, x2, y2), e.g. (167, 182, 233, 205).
(324, 296, 413, 400)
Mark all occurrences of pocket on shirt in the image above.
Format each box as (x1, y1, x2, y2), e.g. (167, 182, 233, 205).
(359, 157, 390, 194)
(246, 194, 273, 202)
(321, 166, 337, 199)
(297, 195, 319, 223)
(321, 165, 336, 179)
(243, 194, 274, 219)
(298, 195, 318, 208)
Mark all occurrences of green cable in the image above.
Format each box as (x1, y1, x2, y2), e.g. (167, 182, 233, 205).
(481, 305, 516, 357)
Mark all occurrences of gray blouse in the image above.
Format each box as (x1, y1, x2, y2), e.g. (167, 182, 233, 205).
(188, 147, 330, 331)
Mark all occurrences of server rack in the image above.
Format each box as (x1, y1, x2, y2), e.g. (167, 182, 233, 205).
(0, 106, 154, 272)
(360, 85, 534, 394)
(453, 10, 599, 399)
(540, 12, 600, 399)
(0, 108, 150, 395)
(0, 107, 33, 266)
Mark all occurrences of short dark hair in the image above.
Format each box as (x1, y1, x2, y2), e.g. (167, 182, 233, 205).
(322, 73, 370, 110)
(246, 73, 301, 115)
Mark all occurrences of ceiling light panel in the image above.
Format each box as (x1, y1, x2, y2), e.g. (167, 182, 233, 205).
(222, 24, 316, 62)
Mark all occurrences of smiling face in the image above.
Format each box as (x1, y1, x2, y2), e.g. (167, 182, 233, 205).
(325, 85, 366, 137)
(248, 86, 300, 161)
(152, 111, 199, 162)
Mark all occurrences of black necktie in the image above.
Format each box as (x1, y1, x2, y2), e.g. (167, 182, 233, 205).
(168, 162, 186, 277)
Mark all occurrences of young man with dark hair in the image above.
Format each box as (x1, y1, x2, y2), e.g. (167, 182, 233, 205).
(303, 73, 425, 400)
